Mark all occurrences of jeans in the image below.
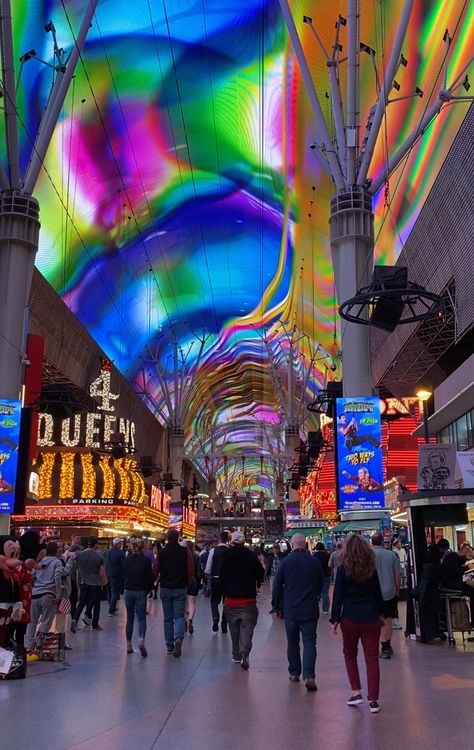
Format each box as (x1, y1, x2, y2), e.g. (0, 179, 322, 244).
(160, 587, 187, 649)
(108, 576, 122, 615)
(74, 584, 102, 627)
(224, 603, 258, 659)
(340, 618, 382, 702)
(320, 578, 330, 613)
(124, 590, 147, 641)
(210, 578, 227, 628)
(284, 617, 317, 679)
(25, 594, 58, 650)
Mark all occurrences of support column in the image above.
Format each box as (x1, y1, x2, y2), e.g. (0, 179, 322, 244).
(169, 425, 184, 531)
(0, 192, 40, 533)
(285, 426, 300, 511)
(329, 187, 374, 397)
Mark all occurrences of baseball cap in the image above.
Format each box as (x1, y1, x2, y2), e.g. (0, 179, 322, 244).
(231, 531, 245, 544)
(112, 537, 123, 546)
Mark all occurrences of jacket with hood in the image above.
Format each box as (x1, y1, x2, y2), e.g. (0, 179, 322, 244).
(32, 555, 63, 597)
(220, 545, 264, 599)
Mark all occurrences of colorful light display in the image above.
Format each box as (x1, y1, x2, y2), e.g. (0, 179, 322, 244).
(8, 2, 474, 476)
(33, 450, 145, 505)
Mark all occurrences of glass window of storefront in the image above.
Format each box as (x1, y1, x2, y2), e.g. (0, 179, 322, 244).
(437, 408, 474, 450)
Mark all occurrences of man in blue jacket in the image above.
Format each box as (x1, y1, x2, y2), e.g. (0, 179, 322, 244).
(272, 533, 323, 691)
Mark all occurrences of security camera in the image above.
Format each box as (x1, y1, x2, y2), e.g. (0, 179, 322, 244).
(330, 362, 337, 372)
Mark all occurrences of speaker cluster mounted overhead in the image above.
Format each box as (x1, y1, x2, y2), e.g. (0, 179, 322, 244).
(338, 266, 443, 333)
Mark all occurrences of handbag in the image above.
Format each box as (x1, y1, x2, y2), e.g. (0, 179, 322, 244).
(34, 632, 66, 662)
(57, 597, 71, 615)
(0, 647, 27, 680)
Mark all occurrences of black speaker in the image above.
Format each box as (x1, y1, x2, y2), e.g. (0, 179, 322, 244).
(291, 472, 300, 490)
(369, 266, 408, 332)
(307, 430, 323, 459)
(163, 472, 173, 491)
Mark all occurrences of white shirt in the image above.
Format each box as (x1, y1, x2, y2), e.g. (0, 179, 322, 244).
(205, 544, 227, 576)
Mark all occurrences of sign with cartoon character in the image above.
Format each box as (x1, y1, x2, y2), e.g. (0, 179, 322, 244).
(336, 397, 384, 511)
(417, 444, 456, 491)
(0, 400, 22, 514)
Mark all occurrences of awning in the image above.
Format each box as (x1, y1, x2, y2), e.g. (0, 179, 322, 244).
(284, 527, 326, 538)
(328, 519, 381, 534)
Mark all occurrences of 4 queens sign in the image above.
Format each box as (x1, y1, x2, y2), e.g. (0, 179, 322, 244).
(336, 397, 384, 511)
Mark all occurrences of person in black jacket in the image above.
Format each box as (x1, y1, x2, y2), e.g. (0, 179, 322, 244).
(124, 539, 153, 657)
(273, 533, 323, 691)
(158, 529, 194, 657)
(220, 531, 264, 670)
(106, 537, 125, 616)
(205, 531, 230, 632)
(330, 535, 385, 714)
(312, 541, 331, 614)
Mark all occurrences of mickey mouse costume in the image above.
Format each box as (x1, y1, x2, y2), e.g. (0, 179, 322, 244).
(0, 535, 22, 647)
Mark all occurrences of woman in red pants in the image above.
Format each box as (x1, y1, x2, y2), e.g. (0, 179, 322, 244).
(330, 535, 385, 714)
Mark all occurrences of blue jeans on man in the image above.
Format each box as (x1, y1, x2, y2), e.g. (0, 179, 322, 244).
(124, 589, 147, 640)
(160, 587, 187, 650)
(108, 576, 122, 615)
(320, 578, 330, 614)
(284, 617, 317, 679)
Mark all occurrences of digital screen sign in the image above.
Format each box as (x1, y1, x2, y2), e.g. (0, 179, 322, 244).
(0, 400, 22, 514)
(336, 397, 384, 511)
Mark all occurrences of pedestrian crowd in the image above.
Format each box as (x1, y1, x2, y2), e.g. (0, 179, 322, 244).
(4, 527, 469, 716)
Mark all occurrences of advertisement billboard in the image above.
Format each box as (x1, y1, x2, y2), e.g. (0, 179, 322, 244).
(263, 508, 284, 538)
(336, 397, 384, 511)
(417, 443, 457, 490)
(0, 399, 22, 514)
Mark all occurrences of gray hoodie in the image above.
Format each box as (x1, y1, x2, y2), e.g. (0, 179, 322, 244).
(32, 556, 63, 597)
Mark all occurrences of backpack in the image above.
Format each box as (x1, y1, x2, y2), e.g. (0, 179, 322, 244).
(449, 598, 471, 631)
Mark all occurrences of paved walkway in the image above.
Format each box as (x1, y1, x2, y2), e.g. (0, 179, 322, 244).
(1, 585, 473, 750)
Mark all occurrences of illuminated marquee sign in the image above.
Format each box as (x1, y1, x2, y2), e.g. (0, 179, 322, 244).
(320, 396, 421, 428)
(0, 399, 22, 514)
(336, 397, 385, 511)
(37, 360, 136, 451)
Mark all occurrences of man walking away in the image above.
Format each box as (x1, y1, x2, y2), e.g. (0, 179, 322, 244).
(157, 529, 194, 657)
(220, 531, 264, 670)
(205, 531, 230, 632)
(312, 541, 331, 614)
(267, 544, 283, 613)
(273, 533, 323, 691)
(25, 542, 63, 652)
(72, 537, 107, 632)
(371, 533, 401, 658)
(106, 537, 125, 616)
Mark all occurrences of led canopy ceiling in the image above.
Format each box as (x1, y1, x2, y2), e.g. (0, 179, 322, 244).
(8, 1, 474, 483)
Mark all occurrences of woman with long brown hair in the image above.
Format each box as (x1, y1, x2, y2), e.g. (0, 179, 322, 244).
(330, 534, 385, 713)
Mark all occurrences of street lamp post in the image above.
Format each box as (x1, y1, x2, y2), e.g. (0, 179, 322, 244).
(416, 390, 432, 444)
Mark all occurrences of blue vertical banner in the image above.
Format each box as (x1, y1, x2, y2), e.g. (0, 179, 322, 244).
(0, 399, 22, 514)
(336, 397, 384, 511)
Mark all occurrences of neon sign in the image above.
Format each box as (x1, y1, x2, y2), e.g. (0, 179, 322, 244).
(37, 361, 136, 451)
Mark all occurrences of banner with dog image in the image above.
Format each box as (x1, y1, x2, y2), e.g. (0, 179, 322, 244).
(336, 397, 384, 511)
(417, 444, 456, 491)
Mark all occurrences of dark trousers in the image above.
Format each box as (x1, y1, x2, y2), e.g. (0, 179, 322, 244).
(341, 618, 382, 702)
(210, 578, 227, 628)
(108, 576, 122, 614)
(224, 603, 258, 659)
(74, 584, 102, 627)
(284, 617, 317, 679)
(70, 579, 78, 616)
(6, 621, 27, 649)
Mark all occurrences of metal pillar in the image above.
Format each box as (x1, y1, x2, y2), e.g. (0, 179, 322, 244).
(0, 0, 98, 533)
(170, 425, 184, 525)
(278, 0, 473, 401)
(0, 192, 40, 398)
(329, 187, 374, 397)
